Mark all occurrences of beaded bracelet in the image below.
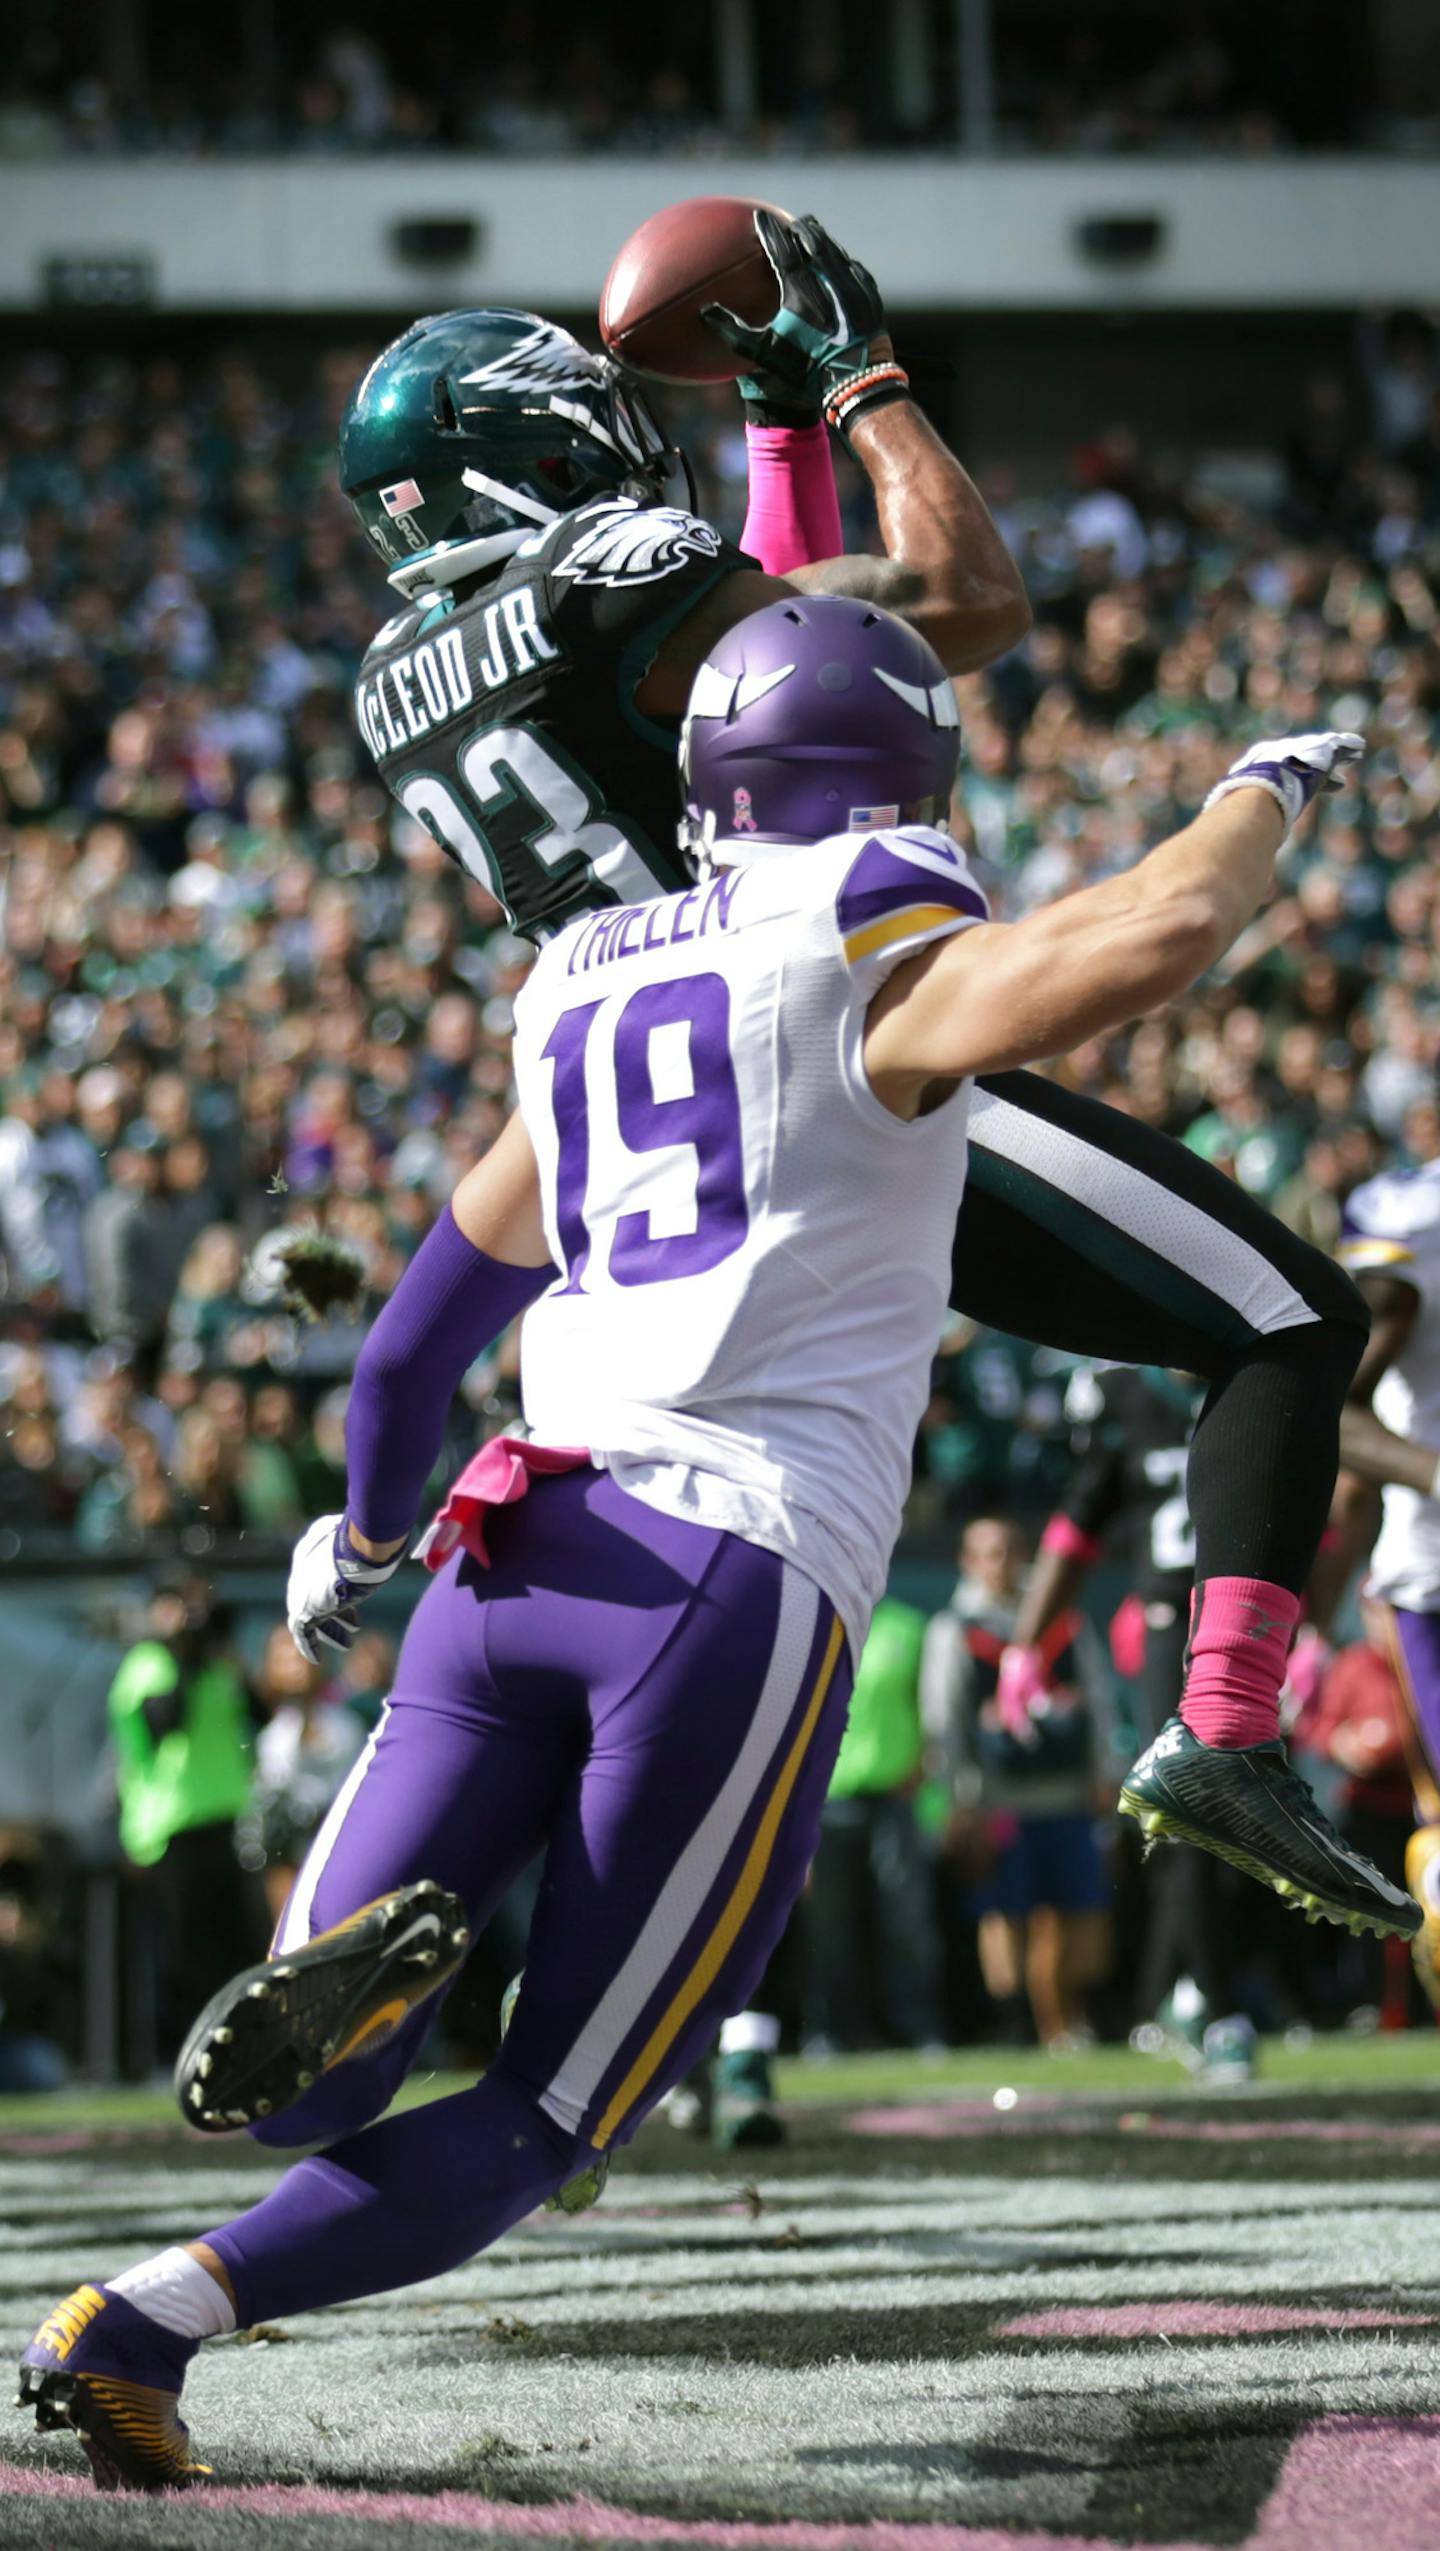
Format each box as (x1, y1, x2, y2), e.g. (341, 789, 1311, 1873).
(824, 361, 911, 436)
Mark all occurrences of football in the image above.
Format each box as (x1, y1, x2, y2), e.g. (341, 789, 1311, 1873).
(599, 194, 789, 385)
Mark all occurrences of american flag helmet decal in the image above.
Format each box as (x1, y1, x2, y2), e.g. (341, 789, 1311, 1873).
(379, 479, 424, 516)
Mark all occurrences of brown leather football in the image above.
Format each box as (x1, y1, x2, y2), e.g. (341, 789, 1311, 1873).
(600, 195, 789, 385)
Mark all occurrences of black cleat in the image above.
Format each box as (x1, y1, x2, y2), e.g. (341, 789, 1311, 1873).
(1121, 1716, 1421, 1941)
(175, 1880, 469, 2133)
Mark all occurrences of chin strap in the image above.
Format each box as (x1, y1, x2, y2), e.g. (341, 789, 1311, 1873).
(386, 526, 530, 600)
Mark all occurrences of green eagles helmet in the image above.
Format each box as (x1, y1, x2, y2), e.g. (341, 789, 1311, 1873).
(338, 308, 688, 598)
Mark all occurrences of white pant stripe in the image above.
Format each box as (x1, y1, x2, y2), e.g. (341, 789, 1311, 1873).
(538, 1565, 821, 2137)
(969, 1088, 1313, 1339)
(274, 1702, 391, 1954)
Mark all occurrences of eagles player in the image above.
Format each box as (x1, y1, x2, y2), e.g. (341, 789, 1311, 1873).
(1334, 1160, 1440, 2001)
(22, 600, 1399, 2487)
(342, 222, 1030, 939)
(1014, 1365, 1204, 1755)
(336, 218, 1397, 1952)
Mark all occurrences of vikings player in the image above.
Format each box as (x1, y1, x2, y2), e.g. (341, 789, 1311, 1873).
(339, 217, 1388, 1950)
(1334, 1162, 1440, 2000)
(21, 605, 1398, 2488)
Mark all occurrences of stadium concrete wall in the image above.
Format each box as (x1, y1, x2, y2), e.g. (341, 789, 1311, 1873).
(5, 156, 1438, 313)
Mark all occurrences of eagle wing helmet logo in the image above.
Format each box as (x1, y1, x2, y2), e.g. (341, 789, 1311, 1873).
(458, 320, 602, 405)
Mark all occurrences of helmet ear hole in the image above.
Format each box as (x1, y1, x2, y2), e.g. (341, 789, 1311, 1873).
(432, 377, 460, 434)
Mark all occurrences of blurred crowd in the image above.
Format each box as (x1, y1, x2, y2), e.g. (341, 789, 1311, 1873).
(4, 302, 1440, 2069)
(5, 315, 1440, 1560)
(1, 4, 1411, 161)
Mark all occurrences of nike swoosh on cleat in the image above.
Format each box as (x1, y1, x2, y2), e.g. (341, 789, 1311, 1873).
(1298, 1819, 1412, 1900)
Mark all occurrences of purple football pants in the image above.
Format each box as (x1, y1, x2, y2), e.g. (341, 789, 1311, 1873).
(1388, 1605, 1440, 1799)
(204, 1467, 851, 2328)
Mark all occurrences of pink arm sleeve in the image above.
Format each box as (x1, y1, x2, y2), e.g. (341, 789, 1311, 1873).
(740, 421, 844, 575)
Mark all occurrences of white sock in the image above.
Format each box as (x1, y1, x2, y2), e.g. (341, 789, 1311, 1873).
(110, 2247, 236, 2340)
(719, 2009, 780, 2057)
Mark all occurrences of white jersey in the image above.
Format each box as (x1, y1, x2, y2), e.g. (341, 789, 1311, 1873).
(512, 826, 988, 1656)
(1339, 1162, 1440, 1609)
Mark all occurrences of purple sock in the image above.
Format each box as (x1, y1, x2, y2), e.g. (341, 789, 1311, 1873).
(202, 2069, 583, 2327)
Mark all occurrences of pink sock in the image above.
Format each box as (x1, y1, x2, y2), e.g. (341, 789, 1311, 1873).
(1179, 1577, 1301, 1749)
(740, 422, 843, 574)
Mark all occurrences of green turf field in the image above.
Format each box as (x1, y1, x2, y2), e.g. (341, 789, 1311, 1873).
(4, 2029, 1435, 2136)
(2, 2039, 1437, 2547)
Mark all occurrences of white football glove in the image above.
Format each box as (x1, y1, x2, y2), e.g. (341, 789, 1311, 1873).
(287, 1512, 407, 1665)
(1204, 730, 1364, 844)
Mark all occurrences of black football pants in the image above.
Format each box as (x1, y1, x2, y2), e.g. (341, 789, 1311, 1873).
(954, 1073, 1369, 1600)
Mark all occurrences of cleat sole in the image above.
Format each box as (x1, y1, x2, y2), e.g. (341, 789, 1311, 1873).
(1119, 1790, 1419, 1940)
(174, 1881, 469, 2134)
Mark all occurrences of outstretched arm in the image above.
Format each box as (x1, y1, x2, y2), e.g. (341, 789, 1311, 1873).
(865, 793, 1284, 1105)
(864, 734, 1362, 1111)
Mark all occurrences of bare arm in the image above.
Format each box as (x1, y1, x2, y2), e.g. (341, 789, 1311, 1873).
(447, 1107, 551, 1268)
(635, 405, 1030, 716)
(863, 787, 1286, 1110)
(789, 395, 1032, 672)
(1009, 1543, 1088, 1651)
(1337, 1271, 1433, 1493)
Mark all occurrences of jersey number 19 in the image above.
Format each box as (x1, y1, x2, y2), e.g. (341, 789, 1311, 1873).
(541, 976, 749, 1292)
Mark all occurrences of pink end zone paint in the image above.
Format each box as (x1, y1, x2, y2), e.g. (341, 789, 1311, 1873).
(0, 2462, 1199, 2548)
(1000, 2304, 1436, 2340)
(1179, 1576, 1301, 1748)
(844, 2101, 1440, 2146)
(3, 2420, 1438, 2547)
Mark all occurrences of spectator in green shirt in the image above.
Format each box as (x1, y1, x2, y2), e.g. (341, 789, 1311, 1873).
(108, 1574, 265, 2057)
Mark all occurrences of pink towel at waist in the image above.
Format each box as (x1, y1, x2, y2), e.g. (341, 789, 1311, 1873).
(417, 1437, 590, 1572)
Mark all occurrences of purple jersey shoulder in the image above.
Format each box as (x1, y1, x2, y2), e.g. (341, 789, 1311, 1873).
(835, 832, 988, 948)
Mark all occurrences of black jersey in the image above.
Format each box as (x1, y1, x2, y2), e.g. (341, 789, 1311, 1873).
(1057, 1365, 1204, 1606)
(354, 497, 752, 942)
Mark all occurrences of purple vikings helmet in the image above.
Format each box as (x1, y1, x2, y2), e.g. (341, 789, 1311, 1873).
(679, 594, 961, 866)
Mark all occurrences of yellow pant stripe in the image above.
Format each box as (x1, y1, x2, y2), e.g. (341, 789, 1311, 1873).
(593, 1612, 845, 2151)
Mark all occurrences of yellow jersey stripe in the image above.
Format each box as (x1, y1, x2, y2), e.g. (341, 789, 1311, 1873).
(842, 905, 970, 966)
(593, 1612, 846, 2149)
(1336, 1239, 1417, 1268)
